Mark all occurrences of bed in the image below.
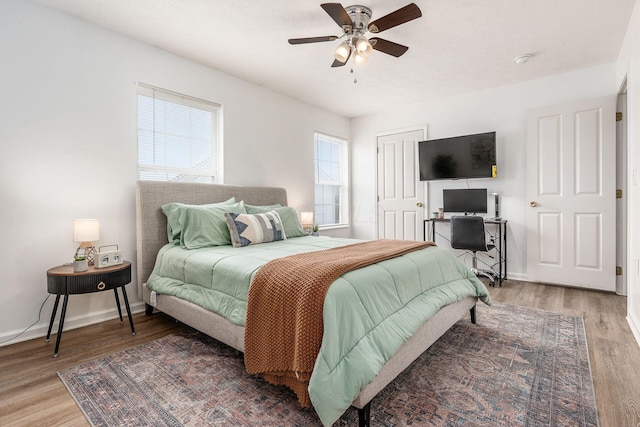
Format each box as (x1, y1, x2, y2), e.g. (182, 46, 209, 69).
(135, 181, 490, 426)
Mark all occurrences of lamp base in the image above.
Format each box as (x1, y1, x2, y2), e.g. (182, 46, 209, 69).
(75, 244, 97, 265)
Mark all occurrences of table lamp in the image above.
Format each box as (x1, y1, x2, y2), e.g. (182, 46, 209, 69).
(300, 212, 314, 234)
(73, 219, 100, 265)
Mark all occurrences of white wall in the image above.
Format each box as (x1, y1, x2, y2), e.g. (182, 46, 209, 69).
(350, 63, 618, 280)
(617, 0, 640, 346)
(0, 0, 349, 344)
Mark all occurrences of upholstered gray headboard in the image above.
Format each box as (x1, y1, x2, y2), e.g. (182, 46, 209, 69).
(135, 181, 288, 299)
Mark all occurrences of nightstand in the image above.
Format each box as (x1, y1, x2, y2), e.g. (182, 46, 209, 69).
(45, 261, 135, 357)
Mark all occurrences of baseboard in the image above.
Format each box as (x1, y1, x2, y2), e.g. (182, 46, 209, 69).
(506, 274, 621, 294)
(503, 272, 527, 282)
(628, 312, 640, 349)
(0, 301, 146, 347)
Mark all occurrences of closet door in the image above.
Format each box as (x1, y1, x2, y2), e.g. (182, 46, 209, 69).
(526, 96, 616, 291)
(377, 128, 425, 241)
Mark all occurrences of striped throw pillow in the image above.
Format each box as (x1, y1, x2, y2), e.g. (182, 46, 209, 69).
(224, 211, 287, 247)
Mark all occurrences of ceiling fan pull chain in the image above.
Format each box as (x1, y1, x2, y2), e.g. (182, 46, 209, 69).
(351, 49, 358, 83)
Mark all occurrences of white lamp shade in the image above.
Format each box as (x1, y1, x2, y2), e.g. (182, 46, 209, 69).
(73, 219, 100, 242)
(300, 212, 314, 226)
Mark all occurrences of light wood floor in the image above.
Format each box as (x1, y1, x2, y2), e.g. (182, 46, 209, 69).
(0, 281, 639, 426)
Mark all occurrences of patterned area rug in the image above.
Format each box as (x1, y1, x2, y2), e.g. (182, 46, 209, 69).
(58, 303, 598, 426)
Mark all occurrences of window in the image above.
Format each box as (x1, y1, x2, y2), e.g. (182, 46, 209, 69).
(314, 132, 348, 227)
(137, 83, 221, 183)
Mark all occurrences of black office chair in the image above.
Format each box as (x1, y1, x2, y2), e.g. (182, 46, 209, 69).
(450, 215, 497, 286)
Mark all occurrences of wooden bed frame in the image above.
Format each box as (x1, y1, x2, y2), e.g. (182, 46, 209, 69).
(135, 181, 478, 426)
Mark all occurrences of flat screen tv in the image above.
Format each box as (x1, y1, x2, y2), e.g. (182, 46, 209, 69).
(443, 188, 487, 214)
(419, 131, 496, 180)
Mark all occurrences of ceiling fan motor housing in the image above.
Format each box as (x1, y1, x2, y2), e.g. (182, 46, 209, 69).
(345, 5, 372, 33)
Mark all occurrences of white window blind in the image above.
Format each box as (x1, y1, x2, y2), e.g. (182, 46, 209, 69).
(137, 83, 221, 183)
(314, 132, 349, 227)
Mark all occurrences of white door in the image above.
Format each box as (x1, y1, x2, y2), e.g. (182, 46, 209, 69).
(377, 129, 425, 241)
(526, 96, 616, 291)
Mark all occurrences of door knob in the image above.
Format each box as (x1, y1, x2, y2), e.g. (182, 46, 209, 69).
(529, 201, 537, 207)
(416, 202, 423, 207)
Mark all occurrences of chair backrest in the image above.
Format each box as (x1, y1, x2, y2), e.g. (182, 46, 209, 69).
(450, 215, 488, 252)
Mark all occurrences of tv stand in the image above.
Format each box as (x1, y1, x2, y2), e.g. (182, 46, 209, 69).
(423, 218, 507, 286)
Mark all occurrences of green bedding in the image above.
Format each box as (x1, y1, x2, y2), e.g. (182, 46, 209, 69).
(146, 236, 490, 426)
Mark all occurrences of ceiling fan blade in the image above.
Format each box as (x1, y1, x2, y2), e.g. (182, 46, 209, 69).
(370, 38, 409, 57)
(288, 36, 338, 45)
(331, 50, 351, 67)
(321, 3, 353, 29)
(368, 3, 422, 33)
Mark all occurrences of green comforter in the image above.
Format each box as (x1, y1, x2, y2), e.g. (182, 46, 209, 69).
(146, 236, 490, 426)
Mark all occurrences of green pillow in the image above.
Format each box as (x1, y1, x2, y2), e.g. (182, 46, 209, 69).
(162, 198, 236, 244)
(274, 206, 307, 238)
(245, 203, 283, 214)
(180, 201, 246, 249)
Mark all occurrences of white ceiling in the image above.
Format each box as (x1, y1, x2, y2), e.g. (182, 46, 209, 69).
(35, 0, 636, 118)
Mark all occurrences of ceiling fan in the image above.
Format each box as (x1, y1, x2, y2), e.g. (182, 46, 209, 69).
(288, 3, 422, 68)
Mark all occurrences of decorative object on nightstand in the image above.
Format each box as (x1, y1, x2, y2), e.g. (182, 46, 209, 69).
(73, 219, 99, 265)
(46, 261, 135, 357)
(301, 211, 314, 234)
(73, 256, 88, 272)
(312, 224, 319, 237)
(95, 245, 123, 268)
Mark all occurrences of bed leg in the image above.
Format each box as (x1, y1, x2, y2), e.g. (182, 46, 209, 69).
(145, 303, 154, 316)
(470, 305, 477, 324)
(358, 402, 371, 427)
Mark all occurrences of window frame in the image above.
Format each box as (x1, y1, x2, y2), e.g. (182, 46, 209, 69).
(313, 132, 349, 229)
(136, 83, 223, 183)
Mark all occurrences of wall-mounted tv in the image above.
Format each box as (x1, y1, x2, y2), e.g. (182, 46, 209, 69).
(419, 131, 496, 181)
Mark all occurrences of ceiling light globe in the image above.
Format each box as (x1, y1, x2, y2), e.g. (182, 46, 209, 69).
(355, 52, 367, 65)
(333, 41, 351, 62)
(355, 37, 372, 57)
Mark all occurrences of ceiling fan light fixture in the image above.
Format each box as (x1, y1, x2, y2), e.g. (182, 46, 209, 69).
(354, 36, 373, 57)
(355, 52, 367, 65)
(334, 41, 351, 62)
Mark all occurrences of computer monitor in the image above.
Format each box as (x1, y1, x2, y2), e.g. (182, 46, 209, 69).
(443, 189, 487, 214)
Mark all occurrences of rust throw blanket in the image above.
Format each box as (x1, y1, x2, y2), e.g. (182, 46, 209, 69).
(244, 239, 434, 407)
